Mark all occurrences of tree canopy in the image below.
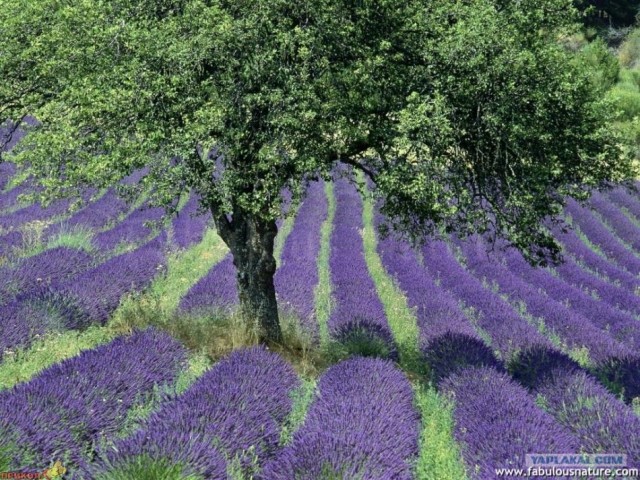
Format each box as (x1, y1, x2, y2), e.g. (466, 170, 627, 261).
(1, 0, 636, 341)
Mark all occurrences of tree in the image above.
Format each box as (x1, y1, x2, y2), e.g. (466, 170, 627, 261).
(0, 0, 635, 342)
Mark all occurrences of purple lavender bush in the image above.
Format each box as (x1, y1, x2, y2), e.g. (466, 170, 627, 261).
(328, 179, 396, 359)
(607, 185, 640, 220)
(91, 346, 298, 478)
(376, 223, 500, 381)
(0, 162, 16, 191)
(502, 246, 640, 351)
(552, 253, 640, 316)
(44, 189, 129, 239)
(0, 236, 168, 358)
(54, 235, 166, 328)
(0, 183, 33, 213)
(460, 236, 638, 372)
(441, 366, 580, 479)
(260, 357, 420, 480)
(0, 328, 187, 473)
(589, 191, 640, 252)
(0, 231, 24, 260)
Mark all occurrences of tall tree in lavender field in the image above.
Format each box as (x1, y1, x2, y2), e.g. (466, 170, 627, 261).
(0, 0, 635, 342)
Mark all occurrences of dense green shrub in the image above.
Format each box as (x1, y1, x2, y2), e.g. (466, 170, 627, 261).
(579, 38, 620, 89)
(620, 28, 640, 68)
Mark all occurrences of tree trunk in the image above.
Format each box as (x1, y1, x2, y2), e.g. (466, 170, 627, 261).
(215, 210, 282, 343)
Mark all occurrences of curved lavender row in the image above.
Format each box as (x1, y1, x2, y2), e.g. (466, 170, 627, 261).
(274, 180, 327, 334)
(0, 328, 187, 472)
(0, 300, 63, 360)
(170, 193, 211, 250)
(459, 237, 633, 366)
(0, 184, 96, 231)
(92, 346, 299, 477)
(502, 247, 640, 352)
(0, 237, 166, 357)
(0, 197, 76, 230)
(44, 188, 129, 239)
(260, 357, 420, 480)
(589, 191, 640, 252)
(551, 224, 640, 294)
(93, 202, 165, 251)
(421, 240, 554, 361)
(564, 198, 640, 275)
(329, 179, 396, 357)
(0, 162, 16, 191)
(535, 368, 640, 468)
(121, 167, 149, 185)
(607, 185, 640, 222)
(55, 234, 167, 328)
(0, 246, 94, 305)
(553, 252, 640, 316)
(178, 254, 238, 314)
(441, 366, 579, 480)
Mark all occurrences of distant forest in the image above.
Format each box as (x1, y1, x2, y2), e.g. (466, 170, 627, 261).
(577, 0, 639, 28)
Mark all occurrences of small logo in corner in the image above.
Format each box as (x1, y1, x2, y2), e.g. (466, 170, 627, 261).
(43, 461, 66, 479)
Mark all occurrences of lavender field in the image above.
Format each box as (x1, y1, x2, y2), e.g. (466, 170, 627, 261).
(1, 157, 640, 478)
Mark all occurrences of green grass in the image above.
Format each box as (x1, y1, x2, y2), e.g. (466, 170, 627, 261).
(0, 325, 118, 390)
(115, 351, 212, 440)
(314, 181, 336, 348)
(93, 455, 203, 480)
(45, 226, 95, 251)
(278, 378, 317, 446)
(414, 385, 468, 480)
(274, 212, 297, 268)
(361, 188, 421, 370)
(3, 168, 32, 192)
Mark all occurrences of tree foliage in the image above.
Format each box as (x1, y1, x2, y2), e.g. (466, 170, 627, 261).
(1, 0, 636, 339)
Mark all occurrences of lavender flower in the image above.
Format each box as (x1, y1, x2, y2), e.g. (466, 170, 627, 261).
(178, 254, 238, 315)
(421, 240, 554, 362)
(93, 203, 165, 251)
(0, 247, 93, 305)
(551, 223, 640, 294)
